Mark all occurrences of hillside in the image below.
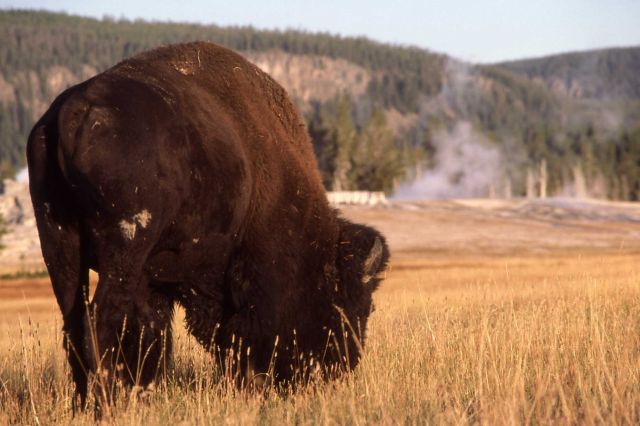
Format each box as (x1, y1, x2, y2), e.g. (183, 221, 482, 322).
(499, 47, 640, 100)
(0, 10, 639, 199)
(0, 9, 446, 187)
(497, 47, 640, 137)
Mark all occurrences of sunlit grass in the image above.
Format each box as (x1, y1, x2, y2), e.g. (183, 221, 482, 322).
(1, 251, 640, 424)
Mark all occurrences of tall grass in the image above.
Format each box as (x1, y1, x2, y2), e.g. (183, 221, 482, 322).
(1, 252, 640, 424)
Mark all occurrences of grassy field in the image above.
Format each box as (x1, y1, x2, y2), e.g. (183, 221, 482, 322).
(2, 200, 640, 424)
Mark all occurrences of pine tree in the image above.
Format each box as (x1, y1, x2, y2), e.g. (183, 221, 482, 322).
(350, 107, 402, 192)
(330, 95, 357, 191)
(306, 107, 335, 190)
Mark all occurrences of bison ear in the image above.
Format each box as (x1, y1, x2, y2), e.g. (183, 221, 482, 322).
(338, 220, 390, 288)
(362, 236, 384, 284)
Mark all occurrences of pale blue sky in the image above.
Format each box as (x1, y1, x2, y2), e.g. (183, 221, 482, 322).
(2, 0, 639, 63)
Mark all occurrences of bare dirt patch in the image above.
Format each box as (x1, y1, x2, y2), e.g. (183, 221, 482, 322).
(339, 198, 640, 258)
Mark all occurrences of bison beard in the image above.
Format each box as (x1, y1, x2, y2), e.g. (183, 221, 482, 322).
(27, 42, 389, 410)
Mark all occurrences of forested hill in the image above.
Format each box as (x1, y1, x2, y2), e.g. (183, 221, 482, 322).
(499, 47, 640, 100)
(1, 10, 640, 200)
(0, 9, 445, 184)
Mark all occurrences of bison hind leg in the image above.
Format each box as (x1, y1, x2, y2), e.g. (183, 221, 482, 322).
(85, 275, 176, 397)
(53, 250, 91, 412)
(133, 282, 177, 386)
(36, 221, 91, 411)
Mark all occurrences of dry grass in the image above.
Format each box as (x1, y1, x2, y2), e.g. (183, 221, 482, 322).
(2, 249, 640, 424)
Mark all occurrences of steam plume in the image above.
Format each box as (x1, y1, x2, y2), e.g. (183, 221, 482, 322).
(393, 121, 506, 199)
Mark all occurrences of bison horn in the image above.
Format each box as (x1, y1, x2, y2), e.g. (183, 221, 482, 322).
(362, 237, 383, 284)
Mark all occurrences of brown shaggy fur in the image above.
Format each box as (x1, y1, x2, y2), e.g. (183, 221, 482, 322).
(27, 42, 389, 409)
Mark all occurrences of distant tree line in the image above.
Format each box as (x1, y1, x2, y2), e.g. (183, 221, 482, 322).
(500, 47, 640, 100)
(496, 121, 640, 199)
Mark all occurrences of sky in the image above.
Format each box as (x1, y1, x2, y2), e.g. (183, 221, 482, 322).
(1, 0, 639, 63)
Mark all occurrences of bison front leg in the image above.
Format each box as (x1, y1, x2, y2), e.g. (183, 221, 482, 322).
(180, 274, 274, 389)
(86, 273, 174, 407)
(201, 305, 273, 390)
(179, 280, 260, 383)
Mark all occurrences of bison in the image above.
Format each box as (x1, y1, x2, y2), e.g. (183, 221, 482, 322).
(27, 42, 389, 408)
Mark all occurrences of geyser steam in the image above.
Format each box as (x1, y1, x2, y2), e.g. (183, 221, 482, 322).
(393, 121, 506, 199)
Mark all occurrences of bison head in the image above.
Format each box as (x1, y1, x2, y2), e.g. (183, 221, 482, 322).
(326, 219, 390, 372)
